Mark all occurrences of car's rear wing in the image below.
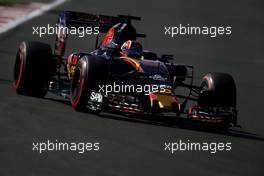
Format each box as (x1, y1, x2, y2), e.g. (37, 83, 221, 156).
(57, 11, 145, 34)
(55, 11, 146, 56)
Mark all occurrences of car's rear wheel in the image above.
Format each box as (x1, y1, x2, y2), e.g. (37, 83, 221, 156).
(13, 41, 55, 97)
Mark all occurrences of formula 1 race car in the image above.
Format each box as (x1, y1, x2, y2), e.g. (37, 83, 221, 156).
(13, 11, 238, 130)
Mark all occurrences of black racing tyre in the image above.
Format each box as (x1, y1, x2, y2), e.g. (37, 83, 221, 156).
(199, 72, 236, 131)
(199, 72, 236, 108)
(70, 55, 109, 111)
(13, 41, 54, 97)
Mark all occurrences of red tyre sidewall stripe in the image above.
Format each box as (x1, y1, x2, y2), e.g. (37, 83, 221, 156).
(71, 59, 86, 108)
(203, 75, 212, 89)
(13, 43, 25, 89)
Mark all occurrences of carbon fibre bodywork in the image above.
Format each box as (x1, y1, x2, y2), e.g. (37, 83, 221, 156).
(13, 11, 239, 129)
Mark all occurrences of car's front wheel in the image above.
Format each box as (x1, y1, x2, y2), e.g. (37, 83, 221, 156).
(70, 55, 109, 112)
(198, 72, 237, 130)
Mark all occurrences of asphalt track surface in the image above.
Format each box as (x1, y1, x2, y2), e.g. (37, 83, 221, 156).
(0, 0, 264, 175)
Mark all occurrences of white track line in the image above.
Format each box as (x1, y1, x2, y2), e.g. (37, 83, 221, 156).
(0, 0, 66, 34)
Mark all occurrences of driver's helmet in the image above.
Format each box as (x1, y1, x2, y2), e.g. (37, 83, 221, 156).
(120, 40, 143, 59)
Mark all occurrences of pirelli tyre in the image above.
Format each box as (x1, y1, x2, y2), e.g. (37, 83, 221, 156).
(200, 72, 236, 108)
(13, 41, 54, 97)
(199, 72, 237, 130)
(70, 55, 109, 111)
